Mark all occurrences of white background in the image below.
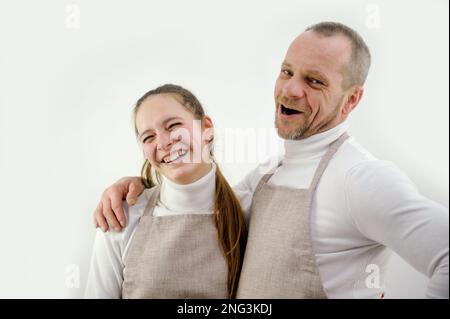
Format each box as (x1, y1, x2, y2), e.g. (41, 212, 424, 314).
(0, 0, 448, 298)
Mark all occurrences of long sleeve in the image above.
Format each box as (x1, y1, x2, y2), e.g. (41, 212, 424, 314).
(84, 195, 148, 299)
(345, 160, 449, 299)
(84, 228, 125, 299)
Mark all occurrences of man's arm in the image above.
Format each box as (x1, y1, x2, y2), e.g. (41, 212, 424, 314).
(93, 176, 144, 232)
(345, 160, 449, 298)
(94, 156, 280, 231)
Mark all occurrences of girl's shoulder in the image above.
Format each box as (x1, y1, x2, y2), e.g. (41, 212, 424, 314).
(101, 186, 161, 250)
(123, 185, 160, 221)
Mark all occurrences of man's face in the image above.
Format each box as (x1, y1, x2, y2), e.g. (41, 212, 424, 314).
(274, 31, 353, 140)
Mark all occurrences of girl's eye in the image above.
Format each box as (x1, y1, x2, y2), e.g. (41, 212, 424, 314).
(168, 122, 182, 130)
(142, 135, 154, 143)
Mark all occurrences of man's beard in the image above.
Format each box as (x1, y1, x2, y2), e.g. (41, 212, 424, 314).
(275, 98, 343, 140)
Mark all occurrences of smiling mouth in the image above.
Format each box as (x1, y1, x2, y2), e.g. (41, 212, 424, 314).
(280, 104, 302, 116)
(161, 149, 189, 164)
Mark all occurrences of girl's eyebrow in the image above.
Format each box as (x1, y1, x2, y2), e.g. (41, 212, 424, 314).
(138, 116, 184, 139)
(138, 128, 154, 140)
(162, 116, 183, 126)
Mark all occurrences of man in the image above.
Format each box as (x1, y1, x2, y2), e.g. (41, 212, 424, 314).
(92, 22, 449, 298)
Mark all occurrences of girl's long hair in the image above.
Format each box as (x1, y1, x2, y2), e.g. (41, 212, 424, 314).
(133, 84, 247, 298)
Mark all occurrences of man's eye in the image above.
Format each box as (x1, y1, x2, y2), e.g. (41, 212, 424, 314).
(281, 69, 292, 77)
(308, 77, 323, 85)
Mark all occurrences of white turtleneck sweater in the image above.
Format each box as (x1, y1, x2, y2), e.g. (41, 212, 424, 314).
(233, 122, 449, 299)
(85, 122, 449, 299)
(84, 164, 217, 299)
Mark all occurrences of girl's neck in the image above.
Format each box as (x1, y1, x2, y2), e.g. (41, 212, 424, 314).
(159, 163, 216, 213)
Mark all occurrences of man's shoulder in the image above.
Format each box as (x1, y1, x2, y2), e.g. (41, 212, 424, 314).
(338, 136, 407, 176)
(335, 138, 417, 195)
(322, 135, 375, 180)
(237, 155, 282, 185)
(337, 136, 377, 164)
(326, 135, 412, 187)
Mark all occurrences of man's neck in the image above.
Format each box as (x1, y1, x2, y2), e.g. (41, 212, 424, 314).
(283, 121, 349, 162)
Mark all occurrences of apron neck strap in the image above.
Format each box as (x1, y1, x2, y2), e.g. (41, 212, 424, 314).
(308, 132, 349, 194)
(142, 185, 161, 217)
(256, 132, 350, 193)
(254, 162, 282, 194)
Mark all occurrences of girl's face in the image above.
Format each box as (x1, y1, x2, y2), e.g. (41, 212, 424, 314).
(135, 94, 213, 185)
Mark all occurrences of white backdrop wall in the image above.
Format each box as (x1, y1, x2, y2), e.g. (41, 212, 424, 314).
(0, 0, 448, 298)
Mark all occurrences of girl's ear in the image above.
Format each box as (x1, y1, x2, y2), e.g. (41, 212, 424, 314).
(203, 116, 214, 142)
(203, 116, 214, 129)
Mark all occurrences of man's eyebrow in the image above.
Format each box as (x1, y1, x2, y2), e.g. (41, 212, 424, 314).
(281, 61, 328, 82)
(138, 116, 184, 139)
(305, 70, 329, 82)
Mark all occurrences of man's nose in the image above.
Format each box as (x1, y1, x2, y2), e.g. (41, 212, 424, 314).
(282, 78, 306, 99)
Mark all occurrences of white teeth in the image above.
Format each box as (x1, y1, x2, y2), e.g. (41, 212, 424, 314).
(162, 149, 188, 164)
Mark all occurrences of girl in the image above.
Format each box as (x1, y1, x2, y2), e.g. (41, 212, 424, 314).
(85, 84, 247, 299)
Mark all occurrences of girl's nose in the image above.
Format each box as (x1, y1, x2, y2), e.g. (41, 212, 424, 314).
(156, 131, 182, 151)
(156, 132, 173, 151)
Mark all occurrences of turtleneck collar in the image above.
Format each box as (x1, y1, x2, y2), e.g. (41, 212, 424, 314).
(283, 121, 349, 163)
(159, 163, 216, 213)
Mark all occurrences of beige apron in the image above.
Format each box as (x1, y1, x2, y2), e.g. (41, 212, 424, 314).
(237, 133, 349, 298)
(122, 186, 228, 299)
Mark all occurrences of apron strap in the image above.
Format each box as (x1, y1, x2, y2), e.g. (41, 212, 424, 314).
(142, 185, 161, 217)
(249, 132, 349, 197)
(253, 162, 281, 195)
(308, 132, 349, 195)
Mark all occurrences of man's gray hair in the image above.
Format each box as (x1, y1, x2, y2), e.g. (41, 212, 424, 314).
(306, 22, 371, 88)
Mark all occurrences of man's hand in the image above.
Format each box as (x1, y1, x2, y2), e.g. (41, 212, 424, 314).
(93, 176, 145, 232)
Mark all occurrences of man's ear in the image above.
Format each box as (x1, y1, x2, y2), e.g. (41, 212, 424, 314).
(202, 116, 214, 142)
(342, 86, 364, 115)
